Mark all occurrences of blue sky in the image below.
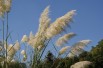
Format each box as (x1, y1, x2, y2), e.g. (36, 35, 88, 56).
(0, 0, 103, 55)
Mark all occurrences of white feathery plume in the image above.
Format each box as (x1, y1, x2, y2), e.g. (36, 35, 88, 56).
(59, 46, 70, 55)
(68, 40, 91, 57)
(0, 0, 12, 17)
(29, 31, 35, 40)
(56, 33, 76, 46)
(27, 31, 35, 46)
(21, 35, 29, 43)
(37, 45, 44, 51)
(21, 50, 26, 55)
(28, 32, 46, 49)
(30, 35, 45, 48)
(14, 40, 20, 51)
(80, 40, 91, 45)
(7, 44, 16, 57)
(11, 59, 17, 63)
(73, 40, 91, 50)
(27, 39, 34, 47)
(70, 61, 92, 68)
(4, 0, 12, 12)
(28, 6, 51, 48)
(38, 6, 50, 34)
(0, 0, 5, 17)
(46, 10, 76, 39)
(67, 52, 75, 58)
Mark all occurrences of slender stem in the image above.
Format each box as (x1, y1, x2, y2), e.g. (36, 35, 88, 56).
(6, 12, 9, 38)
(1, 19, 6, 68)
(39, 39, 51, 60)
(51, 39, 59, 54)
(2, 20, 5, 55)
(5, 12, 9, 68)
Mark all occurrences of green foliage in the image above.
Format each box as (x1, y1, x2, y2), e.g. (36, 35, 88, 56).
(40, 39, 103, 68)
(0, 63, 27, 68)
(89, 39, 103, 68)
(78, 39, 103, 68)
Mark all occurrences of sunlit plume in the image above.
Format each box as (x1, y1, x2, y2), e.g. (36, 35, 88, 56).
(80, 40, 91, 45)
(37, 45, 44, 51)
(21, 50, 26, 55)
(70, 61, 93, 68)
(0, 0, 5, 17)
(46, 10, 76, 39)
(68, 40, 91, 57)
(28, 34, 46, 48)
(21, 35, 29, 43)
(4, 0, 12, 12)
(59, 46, 70, 55)
(38, 6, 50, 34)
(28, 6, 51, 48)
(0, 0, 12, 18)
(14, 40, 20, 51)
(27, 6, 50, 49)
(27, 31, 35, 46)
(11, 59, 17, 63)
(56, 33, 76, 46)
(67, 52, 75, 58)
(7, 44, 16, 57)
(29, 31, 35, 40)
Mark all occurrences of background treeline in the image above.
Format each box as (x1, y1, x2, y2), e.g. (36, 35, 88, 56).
(40, 39, 103, 68)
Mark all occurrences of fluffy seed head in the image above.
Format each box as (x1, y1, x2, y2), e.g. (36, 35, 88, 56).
(7, 44, 16, 57)
(59, 46, 70, 55)
(29, 31, 35, 40)
(0, 0, 5, 18)
(46, 10, 76, 39)
(68, 40, 91, 57)
(11, 59, 17, 63)
(4, 0, 12, 12)
(38, 6, 50, 34)
(14, 40, 20, 51)
(70, 61, 93, 68)
(21, 35, 29, 43)
(37, 45, 44, 51)
(21, 50, 26, 55)
(80, 40, 91, 45)
(28, 33, 46, 49)
(68, 52, 75, 58)
(56, 33, 76, 46)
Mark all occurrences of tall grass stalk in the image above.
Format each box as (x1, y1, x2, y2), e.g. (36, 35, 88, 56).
(5, 12, 9, 68)
(2, 19, 5, 55)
